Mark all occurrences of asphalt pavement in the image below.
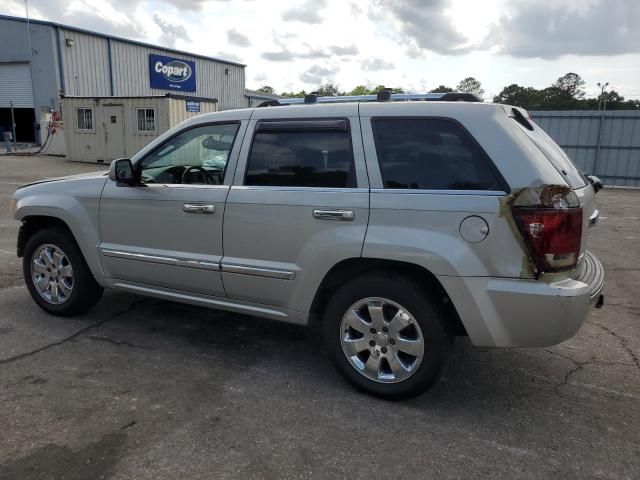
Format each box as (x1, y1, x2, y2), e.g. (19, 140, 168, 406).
(0, 155, 639, 479)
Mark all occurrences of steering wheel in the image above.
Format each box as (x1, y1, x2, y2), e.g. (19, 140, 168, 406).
(181, 165, 215, 185)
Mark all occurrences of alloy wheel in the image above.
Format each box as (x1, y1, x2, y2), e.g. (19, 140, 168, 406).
(340, 297, 425, 383)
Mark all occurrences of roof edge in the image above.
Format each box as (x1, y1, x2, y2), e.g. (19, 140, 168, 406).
(60, 94, 218, 103)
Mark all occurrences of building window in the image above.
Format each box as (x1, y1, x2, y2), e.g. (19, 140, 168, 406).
(137, 108, 156, 132)
(76, 108, 93, 131)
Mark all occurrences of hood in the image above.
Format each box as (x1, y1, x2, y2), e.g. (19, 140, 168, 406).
(16, 170, 109, 190)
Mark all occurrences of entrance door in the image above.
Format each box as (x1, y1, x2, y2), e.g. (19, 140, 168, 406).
(103, 105, 126, 160)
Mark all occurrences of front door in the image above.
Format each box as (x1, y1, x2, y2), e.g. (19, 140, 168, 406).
(104, 105, 125, 160)
(99, 121, 245, 297)
(221, 106, 370, 315)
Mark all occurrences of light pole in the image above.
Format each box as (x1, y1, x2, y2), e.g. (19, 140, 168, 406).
(597, 81, 609, 111)
(594, 81, 610, 176)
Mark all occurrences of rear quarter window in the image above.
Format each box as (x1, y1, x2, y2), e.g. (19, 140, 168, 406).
(512, 109, 588, 189)
(371, 118, 506, 191)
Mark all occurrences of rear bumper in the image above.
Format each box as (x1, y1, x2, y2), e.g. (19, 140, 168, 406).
(439, 251, 604, 347)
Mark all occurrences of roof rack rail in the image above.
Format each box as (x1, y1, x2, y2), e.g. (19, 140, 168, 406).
(257, 90, 483, 107)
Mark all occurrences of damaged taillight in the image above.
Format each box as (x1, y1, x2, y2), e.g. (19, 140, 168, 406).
(512, 185, 583, 272)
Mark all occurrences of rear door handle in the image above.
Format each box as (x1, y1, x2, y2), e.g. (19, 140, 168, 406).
(312, 209, 355, 221)
(183, 203, 215, 214)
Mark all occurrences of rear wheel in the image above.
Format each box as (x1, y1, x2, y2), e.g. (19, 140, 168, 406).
(323, 272, 449, 399)
(23, 228, 103, 316)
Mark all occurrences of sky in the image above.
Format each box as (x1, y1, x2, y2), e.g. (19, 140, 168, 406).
(1, 0, 639, 100)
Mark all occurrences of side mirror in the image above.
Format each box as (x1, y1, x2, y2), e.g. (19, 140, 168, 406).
(587, 174, 603, 194)
(109, 158, 138, 186)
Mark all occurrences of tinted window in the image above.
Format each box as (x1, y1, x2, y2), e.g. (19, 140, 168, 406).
(516, 116, 587, 189)
(139, 123, 239, 185)
(246, 126, 355, 188)
(372, 118, 503, 191)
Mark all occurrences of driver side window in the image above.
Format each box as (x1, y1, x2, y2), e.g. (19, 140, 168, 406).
(139, 123, 240, 185)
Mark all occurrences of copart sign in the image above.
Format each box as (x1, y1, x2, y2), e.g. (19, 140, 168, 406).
(149, 54, 196, 92)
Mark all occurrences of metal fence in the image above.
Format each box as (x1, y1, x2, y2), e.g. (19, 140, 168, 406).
(530, 110, 640, 187)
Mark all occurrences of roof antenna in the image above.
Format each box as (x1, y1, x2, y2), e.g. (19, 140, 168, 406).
(377, 87, 393, 102)
(304, 92, 319, 104)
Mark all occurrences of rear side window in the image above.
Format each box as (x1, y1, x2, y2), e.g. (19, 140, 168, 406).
(371, 118, 504, 191)
(246, 121, 355, 188)
(512, 111, 588, 189)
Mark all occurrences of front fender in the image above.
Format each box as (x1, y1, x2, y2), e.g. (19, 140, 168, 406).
(13, 177, 107, 278)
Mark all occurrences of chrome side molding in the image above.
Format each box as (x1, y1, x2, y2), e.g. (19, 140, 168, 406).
(100, 249, 220, 271)
(221, 263, 296, 280)
(101, 248, 296, 280)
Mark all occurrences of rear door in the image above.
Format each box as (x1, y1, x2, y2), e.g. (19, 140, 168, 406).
(221, 104, 369, 314)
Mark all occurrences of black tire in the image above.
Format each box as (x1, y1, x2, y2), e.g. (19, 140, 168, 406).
(322, 272, 449, 400)
(23, 227, 103, 316)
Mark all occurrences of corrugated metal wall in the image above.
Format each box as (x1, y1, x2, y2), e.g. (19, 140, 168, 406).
(109, 40, 245, 110)
(0, 17, 245, 111)
(60, 29, 112, 96)
(531, 110, 640, 187)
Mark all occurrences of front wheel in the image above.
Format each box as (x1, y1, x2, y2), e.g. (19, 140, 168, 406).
(23, 228, 103, 316)
(323, 272, 449, 399)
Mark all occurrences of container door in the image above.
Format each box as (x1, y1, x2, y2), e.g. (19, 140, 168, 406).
(103, 105, 126, 160)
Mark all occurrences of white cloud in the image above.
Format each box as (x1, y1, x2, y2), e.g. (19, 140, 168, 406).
(282, 0, 327, 24)
(361, 57, 394, 71)
(227, 28, 251, 47)
(299, 64, 337, 84)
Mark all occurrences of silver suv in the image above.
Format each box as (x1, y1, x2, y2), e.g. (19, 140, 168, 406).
(12, 92, 604, 399)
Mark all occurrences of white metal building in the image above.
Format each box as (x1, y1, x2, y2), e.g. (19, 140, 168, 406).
(0, 14, 246, 159)
(61, 95, 218, 163)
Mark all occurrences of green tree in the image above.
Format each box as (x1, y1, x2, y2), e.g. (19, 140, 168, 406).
(493, 84, 541, 109)
(349, 85, 372, 95)
(430, 85, 454, 93)
(256, 86, 275, 94)
(553, 73, 586, 99)
(456, 77, 484, 96)
(316, 83, 343, 96)
(279, 90, 306, 98)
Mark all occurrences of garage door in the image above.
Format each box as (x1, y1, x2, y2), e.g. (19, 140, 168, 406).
(0, 63, 34, 108)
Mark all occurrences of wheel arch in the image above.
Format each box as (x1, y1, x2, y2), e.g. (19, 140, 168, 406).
(18, 215, 74, 257)
(16, 213, 105, 282)
(309, 257, 468, 337)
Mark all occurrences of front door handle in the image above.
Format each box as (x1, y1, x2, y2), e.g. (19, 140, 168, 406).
(312, 209, 355, 221)
(183, 203, 215, 214)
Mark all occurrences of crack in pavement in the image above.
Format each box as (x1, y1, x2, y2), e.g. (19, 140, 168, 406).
(0, 299, 147, 366)
(593, 322, 640, 370)
(544, 348, 637, 392)
(83, 335, 152, 350)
